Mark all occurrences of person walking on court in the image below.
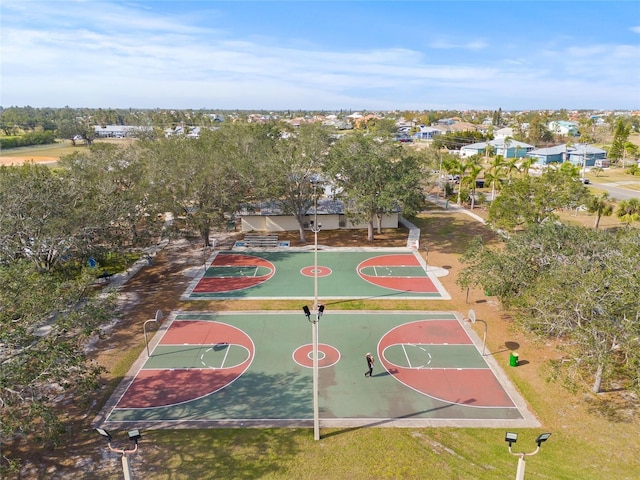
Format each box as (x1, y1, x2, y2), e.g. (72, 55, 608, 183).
(364, 353, 374, 377)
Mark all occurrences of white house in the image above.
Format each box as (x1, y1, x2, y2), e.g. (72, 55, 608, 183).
(460, 139, 534, 159)
(548, 120, 579, 137)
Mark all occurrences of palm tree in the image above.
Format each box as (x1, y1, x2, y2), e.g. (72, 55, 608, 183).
(463, 162, 483, 209)
(504, 156, 520, 184)
(441, 156, 464, 203)
(519, 156, 535, 177)
(483, 142, 495, 165)
(484, 155, 506, 200)
(587, 192, 613, 229)
(616, 198, 640, 226)
(502, 136, 514, 160)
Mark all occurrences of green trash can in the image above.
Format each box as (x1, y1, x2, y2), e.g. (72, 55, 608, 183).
(509, 351, 519, 367)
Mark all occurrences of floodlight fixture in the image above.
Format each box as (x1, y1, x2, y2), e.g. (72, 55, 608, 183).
(95, 428, 112, 441)
(128, 429, 142, 444)
(318, 305, 325, 317)
(302, 305, 311, 318)
(505, 431, 552, 479)
(535, 433, 551, 447)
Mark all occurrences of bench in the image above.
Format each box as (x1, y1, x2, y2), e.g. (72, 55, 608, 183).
(243, 234, 279, 248)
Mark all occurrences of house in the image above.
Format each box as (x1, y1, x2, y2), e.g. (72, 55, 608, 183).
(548, 120, 579, 137)
(492, 139, 535, 159)
(437, 121, 478, 134)
(525, 143, 608, 168)
(493, 127, 514, 139)
(459, 139, 534, 159)
(566, 144, 607, 168)
(526, 145, 566, 166)
(239, 198, 400, 233)
(412, 126, 442, 140)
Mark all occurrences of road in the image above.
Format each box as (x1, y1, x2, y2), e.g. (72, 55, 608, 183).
(589, 181, 640, 201)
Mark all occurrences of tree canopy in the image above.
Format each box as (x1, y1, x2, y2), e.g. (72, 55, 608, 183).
(488, 163, 590, 231)
(326, 131, 424, 241)
(458, 223, 640, 394)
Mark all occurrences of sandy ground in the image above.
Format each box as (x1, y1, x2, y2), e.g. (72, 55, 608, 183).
(0, 155, 59, 166)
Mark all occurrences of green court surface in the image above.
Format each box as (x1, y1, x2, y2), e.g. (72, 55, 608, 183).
(102, 311, 537, 428)
(182, 249, 450, 300)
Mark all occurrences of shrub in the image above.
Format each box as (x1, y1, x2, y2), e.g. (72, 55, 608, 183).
(0, 131, 56, 149)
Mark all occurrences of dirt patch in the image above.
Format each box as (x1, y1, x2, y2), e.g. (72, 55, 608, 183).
(0, 156, 59, 166)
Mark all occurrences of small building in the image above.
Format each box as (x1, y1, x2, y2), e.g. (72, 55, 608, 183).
(239, 198, 399, 233)
(94, 125, 152, 138)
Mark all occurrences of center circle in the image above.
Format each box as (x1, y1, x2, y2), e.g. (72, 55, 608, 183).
(293, 343, 341, 368)
(307, 350, 326, 361)
(300, 265, 332, 277)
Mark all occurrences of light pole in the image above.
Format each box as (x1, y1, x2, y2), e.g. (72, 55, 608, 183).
(310, 181, 322, 309)
(303, 178, 323, 441)
(143, 309, 164, 357)
(96, 428, 142, 480)
(438, 153, 444, 198)
(505, 432, 551, 480)
(303, 304, 324, 440)
(467, 309, 487, 356)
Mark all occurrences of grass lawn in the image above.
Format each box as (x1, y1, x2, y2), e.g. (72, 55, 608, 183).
(7, 207, 639, 479)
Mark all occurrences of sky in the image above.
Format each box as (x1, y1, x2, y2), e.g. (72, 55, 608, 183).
(1, 0, 639, 111)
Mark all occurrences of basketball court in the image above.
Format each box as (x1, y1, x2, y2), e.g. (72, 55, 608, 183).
(182, 248, 450, 300)
(99, 311, 538, 429)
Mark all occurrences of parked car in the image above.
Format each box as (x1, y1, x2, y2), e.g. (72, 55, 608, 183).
(579, 177, 590, 184)
(394, 134, 413, 143)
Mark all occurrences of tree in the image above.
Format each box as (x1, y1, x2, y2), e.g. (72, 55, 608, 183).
(492, 107, 503, 126)
(518, 156, 535, 177)
(587, 192, 614, 229)
(59, 143, 159, 251)
(439, 156, 464, 204)
(260, 123, 333, 243)
(488, 164, 590, 231)
(609, 120, 630, 162)
(0, 163, 87, 271)
(616, 198, 640, 226)
(326, 132, 424, 242)
(526, 114, 553, 144)
(146, 125, 259, 246)
(0, 258, 116, 460)
(458, 224, 640, 394)
(461, 159, 482, 209)
(484, 155, 506, 201)
(622, 141, 639, 168)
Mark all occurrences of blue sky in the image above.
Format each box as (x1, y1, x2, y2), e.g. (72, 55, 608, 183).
(1, 1, 639, 111)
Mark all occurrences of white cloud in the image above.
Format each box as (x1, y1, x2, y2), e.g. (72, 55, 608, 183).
(1, 1, 638, 110)
(429, 39, 488, 50)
